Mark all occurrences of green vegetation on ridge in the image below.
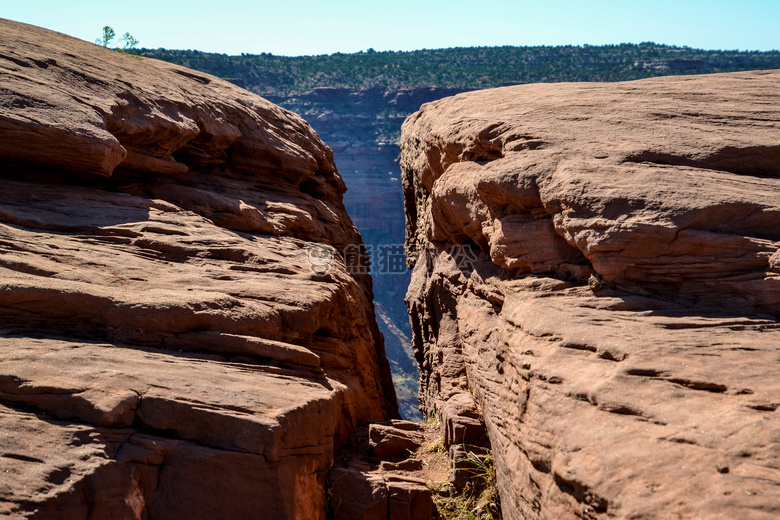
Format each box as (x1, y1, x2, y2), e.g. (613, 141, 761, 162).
(142, 43, 780, 96)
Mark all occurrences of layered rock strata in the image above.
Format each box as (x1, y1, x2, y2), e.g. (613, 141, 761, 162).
(401, 71, 780, 519)
(0, 19, 396, 519)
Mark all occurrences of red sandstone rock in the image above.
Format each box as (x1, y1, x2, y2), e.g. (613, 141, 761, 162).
(440, 392, 486, 446)
(329, 423, 441, 520)
(0, 18, 396, 519)
(401, 71, 780, 519)
(330, 467, 389, 520)
(386, 479, 433, 520)
(369, 420, 427, 459)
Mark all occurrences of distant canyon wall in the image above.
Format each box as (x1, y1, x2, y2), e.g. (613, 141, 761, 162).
(267, 86, 473, 419)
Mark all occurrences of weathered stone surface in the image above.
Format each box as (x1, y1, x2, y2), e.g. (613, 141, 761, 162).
(387, 479, 433, 520)
(0, 404, 322, 520)
(440, 392, 486, 446)
(329, 422, 443, 520)
(0, 18, 396, 519)
(401, 71, 780, 519)
(330, 467, 389, 520)
(369, 420, 427, 459)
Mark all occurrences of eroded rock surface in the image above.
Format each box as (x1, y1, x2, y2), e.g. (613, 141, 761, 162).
(329, 420, 437, 520)
(0, 18, 396, 519)
(401, 70, 780, 519)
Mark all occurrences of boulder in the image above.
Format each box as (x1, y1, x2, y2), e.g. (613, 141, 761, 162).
(369, 421, 427, 459)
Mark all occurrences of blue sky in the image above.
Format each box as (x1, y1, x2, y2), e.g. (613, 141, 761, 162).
(4, 0, 779, 56)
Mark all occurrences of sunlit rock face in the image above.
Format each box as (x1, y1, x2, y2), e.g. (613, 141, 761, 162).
(0, 18, 397, 519)
(401, 70, 780, 520)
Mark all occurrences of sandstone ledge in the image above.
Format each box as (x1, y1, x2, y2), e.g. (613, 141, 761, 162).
(0, 18, 396, 519)
(401, 70, 780, 519)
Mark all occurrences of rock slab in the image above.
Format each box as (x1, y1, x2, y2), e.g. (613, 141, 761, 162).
(401, 70, 780, 519)
(330, 420, 435, 520)
(0, 18, 396, 519)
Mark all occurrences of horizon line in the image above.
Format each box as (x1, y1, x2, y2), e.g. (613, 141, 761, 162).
(134, 41, 780, 59)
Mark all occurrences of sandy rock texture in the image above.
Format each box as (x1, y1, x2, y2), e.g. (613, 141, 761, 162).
(0, 18, 396, 519)
(401, 70, 780, 519)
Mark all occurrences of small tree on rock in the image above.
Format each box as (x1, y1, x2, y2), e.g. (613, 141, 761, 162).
(96, 26, 115, 47)
(119, 32, 139, 50)
(96, 26, 139, 52)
